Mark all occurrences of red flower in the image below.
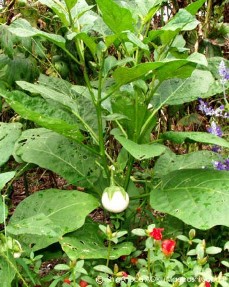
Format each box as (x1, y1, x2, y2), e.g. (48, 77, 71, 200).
(79, 280, 88, 287)
(205, 281, 211, 287)
(63, 278, 71, 285)
(122, 272, 128, 277)
(149, 228, 164, 240)
(161, 239, 176, 256)
(130, 257, 138, 265)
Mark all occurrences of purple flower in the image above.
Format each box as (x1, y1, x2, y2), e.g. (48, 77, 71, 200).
(219, 60, 229, 82)
(213, 158, 229, 171)
(207, 121, 223, 137)
(197, 99, 229, 118)
(211, 145, 221, 153)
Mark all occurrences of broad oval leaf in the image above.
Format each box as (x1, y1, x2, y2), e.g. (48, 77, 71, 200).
(14, 128, 101, 188)
(150, 169, 229, 229)
(96, 0, 135, 34)
(8, 189, 100, 251)
(153, 70, 215, 107)
(154, 150, 219, 177)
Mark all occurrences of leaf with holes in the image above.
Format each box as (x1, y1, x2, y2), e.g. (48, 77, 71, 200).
(150, 169, 229, 229)
(14, 128, 101, 188)
(60, 220, 134, 260)
(154, 150, 219, 177)
(8, 189, 100, 252)
(0, 122, 22, 166)
(0, 90, 84, 142)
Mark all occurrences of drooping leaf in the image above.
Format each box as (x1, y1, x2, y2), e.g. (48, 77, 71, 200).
(96, 0, 135, 34)
(8, 19, 66, 49)
(8, 189, 100, 251)
(60, 220, 134, 260)
(0, 90, 84, 142)
(150, 169, 229, 229)
(0, 122, 22, 166)
(111, 129, 165, 160)
(0, 172, 16, 191)
(14, 128, 101, 188)
(161, 131, 229, 148)
(153, 70, 215, 107)
(154, 150, 219, 178)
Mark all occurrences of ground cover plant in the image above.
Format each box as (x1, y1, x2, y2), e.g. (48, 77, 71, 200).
(0, 0, 228, 286)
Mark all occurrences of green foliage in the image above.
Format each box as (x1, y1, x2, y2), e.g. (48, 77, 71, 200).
(150, 169, 229, 229)
(8, 189, 100, 251)
(0, 0, 228, 285)
(14, 128, 101, 188)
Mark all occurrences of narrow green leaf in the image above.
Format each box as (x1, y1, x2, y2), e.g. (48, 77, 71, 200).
(94, 265, 113, 275)
(150, 169, 229, 229)
(161, 131, 229, 148)
(206, 246, 222, 255)
(96, 0, 135, 34)
(111, 129, 166, 160)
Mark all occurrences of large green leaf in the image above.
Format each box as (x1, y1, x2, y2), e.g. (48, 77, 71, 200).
(113, 53, 207, 86)
(161, 132, 229, 148)
(111, 129, 165, 160)
(0, 89, 84, 142)
(96, 0, 135, 34)
(60, 220, 134, 260)
(8, 19, 66, 49)
(150, 169, 229, 229)
(17, 79, 100, 135)
(8, 189, 100, 251)
(154, 150, 219, 178)
(14, 128, 101, 188)
(162, 9, 199, 31)
(0, 122, 22, 166)
(153, 69, 215, 107)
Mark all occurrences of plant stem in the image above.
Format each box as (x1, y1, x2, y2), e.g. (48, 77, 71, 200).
(106, 240, 112, 267)
(0, 252, 30, 287)
(96, 52, 110, 179)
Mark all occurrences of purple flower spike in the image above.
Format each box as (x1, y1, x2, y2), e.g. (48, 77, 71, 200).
(207, 121, 223, 137)
(219, 60, 229, 83)
(213, 158, 229, 171)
